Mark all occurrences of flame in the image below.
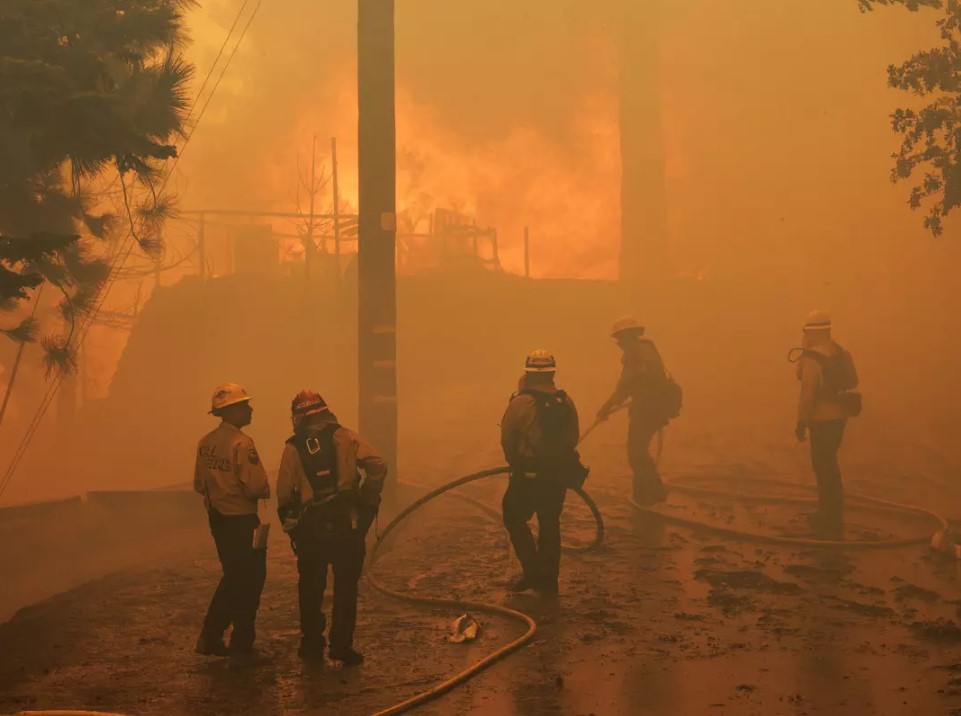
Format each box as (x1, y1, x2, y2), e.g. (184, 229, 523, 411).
(177, 61, 622, 279)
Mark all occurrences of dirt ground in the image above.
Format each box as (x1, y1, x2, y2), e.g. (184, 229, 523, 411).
(2, 460, 961, 716)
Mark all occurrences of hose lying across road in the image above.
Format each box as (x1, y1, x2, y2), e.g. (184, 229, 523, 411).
(21, 421, 945, 716)
(363, 424, 949, 715)
(630, 473, 947, 549)
(363, 467, 604, 716)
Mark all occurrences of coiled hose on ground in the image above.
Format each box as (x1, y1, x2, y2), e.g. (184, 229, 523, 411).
(363, 467, 604, 716)
(363, 418, 950, 715)
(629, 473, 947, 548)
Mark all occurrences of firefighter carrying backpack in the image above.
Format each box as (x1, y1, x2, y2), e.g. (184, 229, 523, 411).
(657, 372, 683, 423)
(517, 389, 590, 488)
(284, 425, 353, 535)
(790, 344, 862, 417)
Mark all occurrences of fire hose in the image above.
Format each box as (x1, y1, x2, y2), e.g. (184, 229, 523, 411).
(363, 406, 949, 716)
(14, 414, 948, 716)
(364, 469, 603, 716)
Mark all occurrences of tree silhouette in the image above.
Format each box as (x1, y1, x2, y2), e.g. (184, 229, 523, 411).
(861, 0, 961, 235)
(0, 0, 195, 374)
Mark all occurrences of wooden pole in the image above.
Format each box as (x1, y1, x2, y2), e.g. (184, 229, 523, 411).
(358, 0, 398, 485)
(619, 0, 667, 286)
(331, 137, 342, 262)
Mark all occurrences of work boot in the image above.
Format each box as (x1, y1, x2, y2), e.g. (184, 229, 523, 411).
(298, 636, 327, 662)
(537, 578, 559, 596)
(509, 574, 538, 593)
(328, 647, 364, 666)
(195, 634, 230, 657)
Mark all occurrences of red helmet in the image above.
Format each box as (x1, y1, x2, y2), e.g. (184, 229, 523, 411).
(291, 390, 328, 419)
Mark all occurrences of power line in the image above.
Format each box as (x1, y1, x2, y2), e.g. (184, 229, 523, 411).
(186, 0, 253, 126)
(165, 0, 266, 179)
(0, 0, 267, 500)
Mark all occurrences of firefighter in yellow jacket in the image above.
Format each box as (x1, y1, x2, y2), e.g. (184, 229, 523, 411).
(276, 391, 387, 665)
(194, 383, 270, 660)
(502, 350, 581, 595)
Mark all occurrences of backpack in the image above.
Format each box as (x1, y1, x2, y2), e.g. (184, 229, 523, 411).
(802, 345, 859, 393)
(515, 389, 589, 488)
(626, 340, 682, 423)
(519, 389, 576, 457)
(798, 345, 862, 417)
(657, 373, 683, 422)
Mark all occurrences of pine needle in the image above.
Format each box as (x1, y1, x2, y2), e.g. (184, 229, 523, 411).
(41, 336, 77, 378)
(1, 318, 39, 344)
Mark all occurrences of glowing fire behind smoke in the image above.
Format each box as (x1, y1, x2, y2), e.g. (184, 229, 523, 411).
(182, 66, 623, 280)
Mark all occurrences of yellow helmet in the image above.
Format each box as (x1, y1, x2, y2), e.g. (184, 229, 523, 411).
(209, 383, 251, 413)
(803, 310, 832, 332)
(611, 316, 644, 338)
(524, 349, 557, 373)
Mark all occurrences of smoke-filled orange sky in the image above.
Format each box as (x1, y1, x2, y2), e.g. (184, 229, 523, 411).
(170, 0, 944, 281)
(9, 0, 961, 511)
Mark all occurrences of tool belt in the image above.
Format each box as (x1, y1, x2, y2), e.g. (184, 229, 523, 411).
(291, 492, 377, 547)
(511, 451, 589, 490)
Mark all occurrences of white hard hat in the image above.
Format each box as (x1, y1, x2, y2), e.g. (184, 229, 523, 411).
(524, 349, 557, 373)
(611, 316, 645, 337)
(210, 383, 251, 413)
(803, 310, 832, 332)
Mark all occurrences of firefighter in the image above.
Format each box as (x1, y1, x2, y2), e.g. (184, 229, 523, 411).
(597, 317, 671, 505)
(194, 383, 270, 661)
(795, 310, 859, 539)
(276, 390, 386, 665)
(501, 350, 582, 595)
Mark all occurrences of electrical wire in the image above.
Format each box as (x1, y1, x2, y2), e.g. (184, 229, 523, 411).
(0, 0, 268, 500)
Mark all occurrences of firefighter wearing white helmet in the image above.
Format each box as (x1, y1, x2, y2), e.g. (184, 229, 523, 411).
(794, 310, 860, 539)
(276, 390, 387, 665)
(598, 317, 678, 505)
(501, 350, 584, 595)
(193, 383, 270, 661)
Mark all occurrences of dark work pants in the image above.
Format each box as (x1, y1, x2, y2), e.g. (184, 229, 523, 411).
(502, 476, 567, 587)
(202, 511, 267, 650)
(628, 415, 665, 503)
(809, 419, 847, 536)
(296, 527, 367, 652)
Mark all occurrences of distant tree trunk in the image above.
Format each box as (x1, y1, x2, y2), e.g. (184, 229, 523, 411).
(618, 0, 669, 287)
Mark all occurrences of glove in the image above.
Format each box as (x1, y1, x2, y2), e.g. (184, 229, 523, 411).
(282, 516, 299, 534)
(795, 423, 807, 442)
(360, 488, 382, 511)
(596, 405, 613, 421)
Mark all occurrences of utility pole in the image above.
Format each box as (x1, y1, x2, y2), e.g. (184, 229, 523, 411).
(358, 0, 398, 486)
(618, 0, 668, 288)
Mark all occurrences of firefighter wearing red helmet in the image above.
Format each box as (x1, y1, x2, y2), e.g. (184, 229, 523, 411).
(276, 389, 387, 665)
